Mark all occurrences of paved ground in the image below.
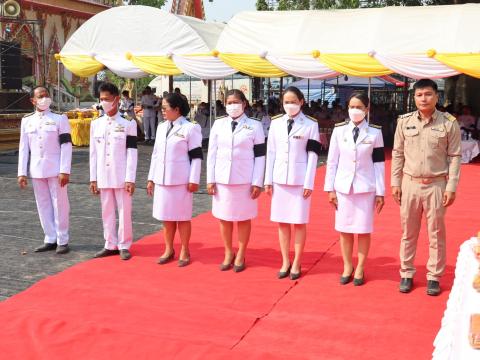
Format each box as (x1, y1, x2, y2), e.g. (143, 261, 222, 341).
(0, 144, 326, 301)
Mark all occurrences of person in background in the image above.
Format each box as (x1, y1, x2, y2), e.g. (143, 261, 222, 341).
(18, 86, 72, 254)
(90, 82, 138, 261)
(141, 86, 158, 145)
(207, 89, 266, 273)
(264, 86, 320, 280)
(324, 92, 385, 286)
(391, 79, 461, 296)
(147, 93, 203, 267)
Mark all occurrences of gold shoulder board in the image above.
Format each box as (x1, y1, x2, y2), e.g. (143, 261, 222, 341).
(250, 117, 261, 122)
(369, 123, 382, 129)
(51, 110, 63, 115)
(215, 115, 227, 120)
(398, 111, 414, 119)
(23, 112, 35, 118)
(335, 121, 347, 127)
(271, 114, 283, 120)
(306, 115, 318, 123)
(444, 112, 456, 122)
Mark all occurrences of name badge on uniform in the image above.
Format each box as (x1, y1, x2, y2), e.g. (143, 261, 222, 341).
(114, 126, 125, 132)
(243, 125, 253, 130)
(431, 127, 444, 132)
(293, 135, 303, 139)
(44, 121, 56, 126)
(174, 133, 185, 138)
(361, 139, 373, 144)
(406, 126, 416, 130)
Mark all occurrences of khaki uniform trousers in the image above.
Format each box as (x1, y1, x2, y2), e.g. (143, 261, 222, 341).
(399, 175, 447, 281)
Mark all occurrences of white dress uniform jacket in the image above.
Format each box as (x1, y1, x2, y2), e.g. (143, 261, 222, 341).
(207, 114, 266, 187)
(89, 112, 138, 188)
(324, 120, 385, 196)
(265, 112, 320, 190)
(148, 117, 203, 185)
(18, 109, 72, 178)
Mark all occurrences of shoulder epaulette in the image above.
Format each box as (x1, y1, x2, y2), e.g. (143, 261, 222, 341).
(51, 110, 63, 115)
(368, 123, 382, 129)
(398, 111, 414, 119)
(215, 115, 227, 120)
(23, 112, 35, 118)
(271, 114, 283, 120)
(444, 112, 456, 122)
(250, 117, 261, 122)
(190, 119, 197, 124)
(335, 121, 347, 127)
(306, 115, 317, 123)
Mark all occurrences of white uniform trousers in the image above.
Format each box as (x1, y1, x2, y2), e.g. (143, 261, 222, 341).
(143, 116, 156, 140)
(31, 177, 69, 245)
(100, 188, 133, 250)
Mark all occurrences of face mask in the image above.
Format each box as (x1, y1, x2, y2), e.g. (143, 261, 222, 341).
(283, 103, 301, 117)
(36, 97, 52, 111)
(101, 99, 117, 114)
(348, 108, 366, 123)
(226, 103, 244, 118)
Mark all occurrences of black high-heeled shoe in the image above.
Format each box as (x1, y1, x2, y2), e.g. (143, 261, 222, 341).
(233, 256, 246, 273)
(158, 250, 175, 265)
(340, 268, 354, 285)
(353, 271, 365, 286)
(278, 265, 291, 279)
(219, 253, 235, 271)
(289, 267, 301, 280)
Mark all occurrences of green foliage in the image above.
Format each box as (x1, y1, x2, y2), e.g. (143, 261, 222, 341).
(127, 0, 166, 8)
(256, 0, 270, 10)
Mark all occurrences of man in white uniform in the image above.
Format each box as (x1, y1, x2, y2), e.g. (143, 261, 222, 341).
(90, 83, 138, 260)
(18, 86, 72, 254)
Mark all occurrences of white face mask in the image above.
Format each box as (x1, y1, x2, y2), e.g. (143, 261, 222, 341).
(36, 97, 52, 111)
(283, 103, 301, 117)
(101, 99, 117, 114)
(226, 103, 244, 118)
(348, 108, 366, 123)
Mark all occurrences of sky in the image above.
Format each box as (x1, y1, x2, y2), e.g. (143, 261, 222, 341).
(162, 0, 257, 22)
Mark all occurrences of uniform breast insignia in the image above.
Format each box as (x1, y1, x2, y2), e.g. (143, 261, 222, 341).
(114, 125, 125, 132)
(243, 125, 254, 130)
(444, 112, 456, 122)
(361, 139, 373, 144)
(174, 133, 185, 138)
(271, 114, 283, 120)
(431, 127, 445, 132)
(368, 124, 381, 129)
(293, 135, 303, 139)
(44, 121, 56, 126)
(335, 121, 347, 127)
(406, 126, 416, 130)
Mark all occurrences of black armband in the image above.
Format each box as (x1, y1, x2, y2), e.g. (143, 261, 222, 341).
(253, 143, 266, 157)
(126, 135, 138, 149)
(188, 147, 203, 161)
(372, 147, 385, 163)
(59, 133, 72, 145)
(306, 139, 321, 156)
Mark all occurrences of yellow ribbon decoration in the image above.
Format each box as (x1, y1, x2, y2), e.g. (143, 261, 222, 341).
(128, 55, 182, 76)
(218, 53, 287, 78)
(58, 55, 104, 77)
(434, 53, 480, 79)
(319, 54, 393, 77)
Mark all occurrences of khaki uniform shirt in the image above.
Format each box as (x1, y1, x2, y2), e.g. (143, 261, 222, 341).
(391, 109, 461, 192)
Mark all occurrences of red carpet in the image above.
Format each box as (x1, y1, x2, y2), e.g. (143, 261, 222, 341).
(1, 159, 479, 359)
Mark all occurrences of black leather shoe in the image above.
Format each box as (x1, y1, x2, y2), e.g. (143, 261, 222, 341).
(94, 248, 119, 258)
(353, 272, 365, 286)
(290, 268, 301, 280)
(119, 249, 132, 260)
(233, 262, 246, 273)
(427, 280, 441, 296)
(34, 243, 57, 252)
(56, 244, 70, 254)
(399, 278, 413, 293)
(219, 253, 235, 271)
(178, 258, 190, 267)
(340, 268, 354, 285)
(158, 250, 175, 265)
(278, 265, 291, 279)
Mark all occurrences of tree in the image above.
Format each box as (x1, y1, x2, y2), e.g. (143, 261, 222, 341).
(126, 0, 166, 8)
(256, 0, 270, 10)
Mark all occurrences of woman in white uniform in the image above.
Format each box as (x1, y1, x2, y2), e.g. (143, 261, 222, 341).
(207, 89, 266, 272)
(147, 92, 203, 267)
(324, 92, 385, 286)
(265, 86, 320, 280)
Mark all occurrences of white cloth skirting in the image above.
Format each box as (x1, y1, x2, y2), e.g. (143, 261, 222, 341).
(153, 184, 192, 221)
(271, 183, 312, 224)
(335, 190, 375, 234)
(212, 183, 257, 221)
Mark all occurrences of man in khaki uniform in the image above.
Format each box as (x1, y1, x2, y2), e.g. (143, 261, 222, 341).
(391, 79, 461, 296)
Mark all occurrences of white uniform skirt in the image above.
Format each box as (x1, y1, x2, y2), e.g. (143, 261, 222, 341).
(271, 183, 312, 224)
(153, 184, 192, 221)
(212, 184, 257, 221)
(335, 190, 375, 234)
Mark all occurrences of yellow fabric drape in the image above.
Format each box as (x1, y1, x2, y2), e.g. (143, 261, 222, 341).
(319, 54, 393, 77)
(129, 55, 182, 76)
(59, 55, 105, 77)
(69, 118, 93, 146)
(434, 53, 480, 79)
(219, 54, 287, 78)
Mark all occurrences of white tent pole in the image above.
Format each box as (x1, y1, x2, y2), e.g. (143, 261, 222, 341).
(189, 76, 192, 118)
(368, 77, 372, 122)
(208, 80, 212, 131)
(213, 80, 217, 120)
(57, 60, 61, 111)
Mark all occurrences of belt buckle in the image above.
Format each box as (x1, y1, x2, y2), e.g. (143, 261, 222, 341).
(421, 178, 432, 184)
